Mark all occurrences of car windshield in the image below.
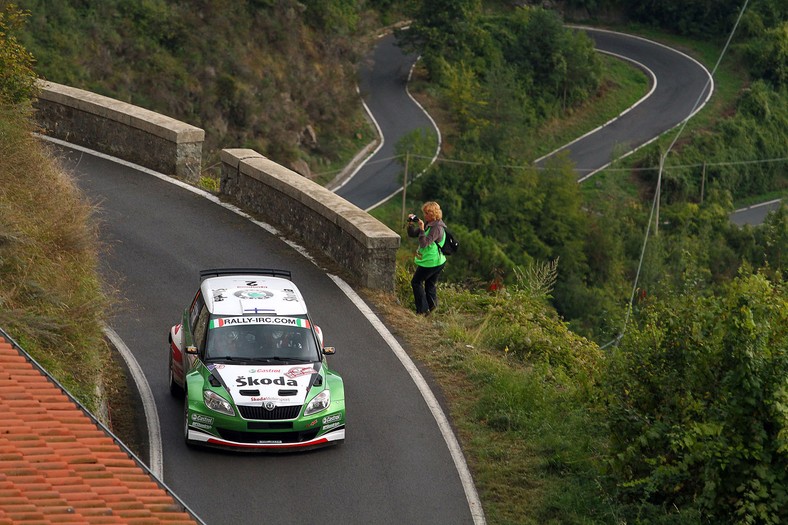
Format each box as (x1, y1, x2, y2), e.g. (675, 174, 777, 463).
(204, 315, 319, 363)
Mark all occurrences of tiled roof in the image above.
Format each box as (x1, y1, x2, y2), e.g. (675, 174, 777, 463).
(0, 332, 201, 524)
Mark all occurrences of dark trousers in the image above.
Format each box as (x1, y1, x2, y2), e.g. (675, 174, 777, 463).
(411, 263, 445, 314)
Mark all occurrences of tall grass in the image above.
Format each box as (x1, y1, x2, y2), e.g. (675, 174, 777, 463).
(370, 270, 611, 523)
(0, 107, 109, 410)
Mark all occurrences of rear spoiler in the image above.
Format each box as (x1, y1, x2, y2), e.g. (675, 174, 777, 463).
(199, 268, 292, 281)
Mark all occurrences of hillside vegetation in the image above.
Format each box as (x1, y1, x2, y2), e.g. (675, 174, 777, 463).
(12, 0, 384, 178)
(0, 26, 109, 415)
(2, 1, 787, 523)
(399, 0, 787, 342)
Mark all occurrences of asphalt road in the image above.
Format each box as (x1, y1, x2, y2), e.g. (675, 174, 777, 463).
(333, 32, 439, 211)
(55, 146, 476, 525)
(537, 27, 713, 178)
(335, 29, 714, 212)
(730, 199, 784, 226)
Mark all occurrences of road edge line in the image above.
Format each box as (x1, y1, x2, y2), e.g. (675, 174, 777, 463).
(104, 325, 164, 479)
(328, 275, 487, 525)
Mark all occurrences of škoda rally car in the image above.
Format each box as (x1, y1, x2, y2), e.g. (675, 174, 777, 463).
(168, 268, 345, 450)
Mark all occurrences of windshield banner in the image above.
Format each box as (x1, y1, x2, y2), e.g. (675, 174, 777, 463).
(209, 316, 311, 329)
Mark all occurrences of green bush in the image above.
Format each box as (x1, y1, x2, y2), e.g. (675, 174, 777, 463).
(0, 4, 38, 104)
(604, 268, 788, 523)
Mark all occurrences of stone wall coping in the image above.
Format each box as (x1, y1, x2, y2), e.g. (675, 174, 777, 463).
(221, 149, 400, 249)
(37, 80, 205, 144)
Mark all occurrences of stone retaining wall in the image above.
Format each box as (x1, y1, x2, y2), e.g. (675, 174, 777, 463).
(32, 82, 400, 291)
(34, 81, 204, 182)
(221, 149, 400, 291)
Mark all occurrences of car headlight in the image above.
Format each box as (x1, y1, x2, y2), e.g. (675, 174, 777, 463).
(304, 389, 330, 416)
(203, 390, 234, 416)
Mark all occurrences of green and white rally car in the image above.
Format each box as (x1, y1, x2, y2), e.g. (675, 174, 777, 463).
(168, 268, 345, 450)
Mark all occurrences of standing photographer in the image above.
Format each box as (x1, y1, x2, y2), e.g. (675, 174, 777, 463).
(410, 201, 447, 315)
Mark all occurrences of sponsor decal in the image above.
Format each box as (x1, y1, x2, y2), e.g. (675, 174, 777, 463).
(192, 414, 214, 425)
(282, 288, 300, 302)
(322, 422, 342, 431)
(213, 288, 227, 302)
(192, 422, 212, 431)
(285, 367, 318, 379)
(234, 290, 273, 300)
(250, 396, 289, 402)
(207, 364, 225, 371)
(209, 316, 311, 329)
(308, 419, 318, 427)
(236, 376, 298, 387)
(256, 440, 283, 444)
(322, 414, 342, 425)
(249, 368, 281, 374)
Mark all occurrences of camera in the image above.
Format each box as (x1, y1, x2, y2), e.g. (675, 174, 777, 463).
(407, 214, 419, 222)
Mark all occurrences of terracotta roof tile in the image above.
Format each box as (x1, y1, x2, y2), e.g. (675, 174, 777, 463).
(0, 334, 201, 523)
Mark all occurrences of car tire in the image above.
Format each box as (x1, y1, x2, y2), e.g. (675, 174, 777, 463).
(183, 390, 195, 447)
(168, 348, 184, 398)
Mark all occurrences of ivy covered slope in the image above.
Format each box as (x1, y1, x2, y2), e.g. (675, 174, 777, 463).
(14, 0, 383, 177)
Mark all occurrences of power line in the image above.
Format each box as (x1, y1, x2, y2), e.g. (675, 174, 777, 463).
(401, 153, 788, 173)
(606, 0, 752, 350)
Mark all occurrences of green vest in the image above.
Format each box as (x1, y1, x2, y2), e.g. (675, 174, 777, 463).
(414, 227, 447, 268)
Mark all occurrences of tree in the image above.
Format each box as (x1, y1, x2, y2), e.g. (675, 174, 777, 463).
(0, 3, 37, 105)
(493, 7, 601, 111)
(742, 21, 788, 88)
(397, 0, 490, 83)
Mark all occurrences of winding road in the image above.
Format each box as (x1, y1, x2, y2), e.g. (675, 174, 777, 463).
(332, 32, 440, 211)
(538, 28, 713, 179)
(335, 29, 714, 208)
(56, 145, 480, 525)
(51, 27, 774, 525)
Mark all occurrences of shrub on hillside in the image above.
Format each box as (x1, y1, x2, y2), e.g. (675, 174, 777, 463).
(0, 4, 38, 104)
(604, 268, 788, 523)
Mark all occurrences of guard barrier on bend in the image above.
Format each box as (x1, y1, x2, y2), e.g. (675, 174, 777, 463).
(34, 80, 204, 182)
(32, 80, 399, 291)
(221, 149, 399, 291)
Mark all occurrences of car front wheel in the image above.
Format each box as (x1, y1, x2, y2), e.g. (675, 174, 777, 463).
(183, 391, 194, 447)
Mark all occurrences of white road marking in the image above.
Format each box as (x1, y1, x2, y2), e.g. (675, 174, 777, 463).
(329, 276, 486, 525)
(103, 325, 164, 478)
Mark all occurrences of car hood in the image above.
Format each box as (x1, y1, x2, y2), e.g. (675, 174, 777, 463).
(207, 363, 320, 407)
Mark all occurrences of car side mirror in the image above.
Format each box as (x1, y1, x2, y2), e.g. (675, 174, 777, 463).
(186, 345, 198, 355)
(322, 346, 335, 355)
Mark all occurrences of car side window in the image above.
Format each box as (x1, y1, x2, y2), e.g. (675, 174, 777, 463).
(189, 291, 204, 330)
(192, 305, 210, 354)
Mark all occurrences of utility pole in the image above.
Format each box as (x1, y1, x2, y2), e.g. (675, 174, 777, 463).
(401, 151, 409, 226)
(655, 154, 664, 236)
(700, 162, 706, 203)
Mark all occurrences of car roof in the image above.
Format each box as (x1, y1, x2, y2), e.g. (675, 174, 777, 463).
(199, 270, 308, 317)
